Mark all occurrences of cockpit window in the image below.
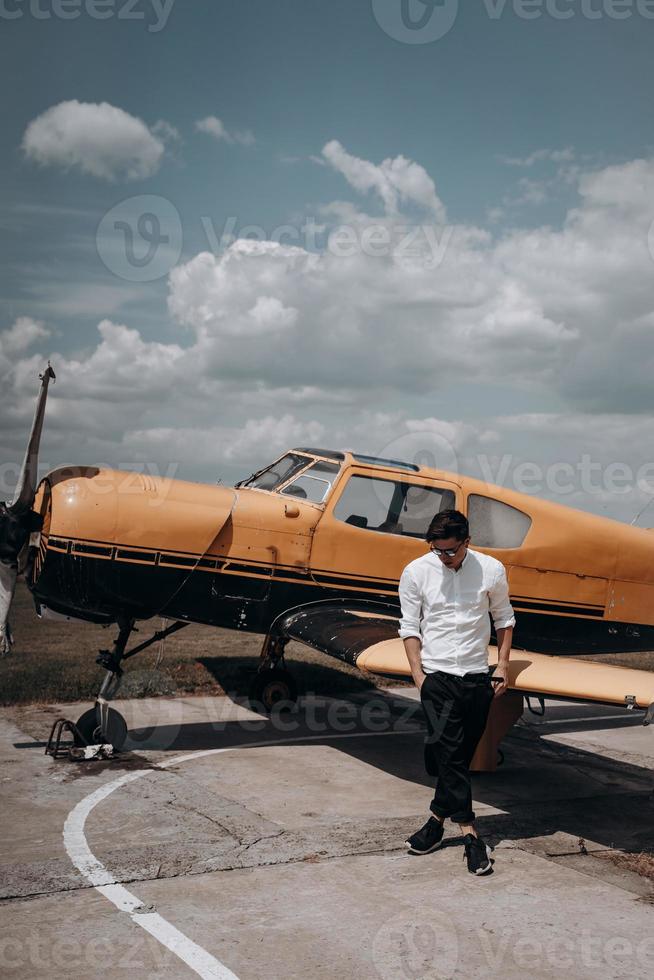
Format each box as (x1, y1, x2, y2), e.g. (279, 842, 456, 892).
(281, 460, 341, 504)
(333, 475, 456, 537)
(468, 495, 532, 548)
(241, 453, 310, 491)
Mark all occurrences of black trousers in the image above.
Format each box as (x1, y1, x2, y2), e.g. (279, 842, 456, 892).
(420, 669, 495, 824)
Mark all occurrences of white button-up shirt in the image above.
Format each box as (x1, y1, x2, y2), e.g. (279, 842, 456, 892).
(398, 548, 515, 676)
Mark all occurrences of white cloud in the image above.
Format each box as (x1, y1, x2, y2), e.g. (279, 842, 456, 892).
(321, 140, 446, 220)
(0, 317, 50, 357)
(486, 207, 505, 224)
(248, 296, 298, 332)
(512, 177, 549, 207)
(501, 148, 576, 167)
(578, 157, 654, 214)
(168, 240, 317, 345)
(3, 148, 654, 519)
(195, 116, 228, 140)
(161, 153, 654, 410)
(195, 116, 255, 147)
(124, 414, 325, 466)
(152, 119, 181, 144)
(166, 226, 575, 393)
(24, 278, 147, 318)
(62, 319, 185, 399)
(22, 101, 165, 181)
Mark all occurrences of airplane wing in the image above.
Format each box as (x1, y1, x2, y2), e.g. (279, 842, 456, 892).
(275, 602, 654, 722)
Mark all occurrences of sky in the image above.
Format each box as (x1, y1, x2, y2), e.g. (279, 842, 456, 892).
(1, 0, 654, 521)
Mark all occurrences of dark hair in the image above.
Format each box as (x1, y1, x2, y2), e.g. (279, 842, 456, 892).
(426, 509, 469, 543)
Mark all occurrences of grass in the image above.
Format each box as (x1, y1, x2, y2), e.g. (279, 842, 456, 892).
(575, 649, 654, 670)
(593, 850, 654, 882)
(0, 582, 398, 705)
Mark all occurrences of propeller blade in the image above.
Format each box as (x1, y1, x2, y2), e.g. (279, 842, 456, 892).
(10, 363, 56, 515)
(1, 364, 55, 654)
(0, 561, 17, 656)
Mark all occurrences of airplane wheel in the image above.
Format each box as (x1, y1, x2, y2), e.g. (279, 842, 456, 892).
(249, 668, 298, 713)
(74, 707, 128, 751)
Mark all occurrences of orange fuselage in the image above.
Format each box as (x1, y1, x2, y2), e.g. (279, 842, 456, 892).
(29, 452, 654, 655)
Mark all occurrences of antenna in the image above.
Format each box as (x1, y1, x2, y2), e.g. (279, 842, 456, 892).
(630, 494, 654, 526)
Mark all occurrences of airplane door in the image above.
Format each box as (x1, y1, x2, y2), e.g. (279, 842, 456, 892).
(309, 469, 460, 601)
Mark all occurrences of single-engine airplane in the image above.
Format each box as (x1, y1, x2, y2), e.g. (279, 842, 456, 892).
(2, 367, 654, 763)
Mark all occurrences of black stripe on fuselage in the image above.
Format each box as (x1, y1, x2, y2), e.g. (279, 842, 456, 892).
(158, 554, 206, 568)
(71, 542, 114, 558)
(512, 599, 604, 618)
(32, 544, 654, 654)
(311, 571, 398, 591)
(40, 536, 613, 614)
(48, 536, 71, 553)
(115, 548, 157, 563)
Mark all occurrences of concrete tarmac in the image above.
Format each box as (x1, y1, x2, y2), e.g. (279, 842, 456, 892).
(0, 687, 653, 979)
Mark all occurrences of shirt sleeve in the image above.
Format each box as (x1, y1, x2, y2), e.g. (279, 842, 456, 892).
(398, 566, 423, 640)
(488, 563, 516, 630)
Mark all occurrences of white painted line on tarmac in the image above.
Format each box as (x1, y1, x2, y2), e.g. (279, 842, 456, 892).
(535, 713, 639, 725)
(63, 762, 240, 979)
(63, 728, 421, 980)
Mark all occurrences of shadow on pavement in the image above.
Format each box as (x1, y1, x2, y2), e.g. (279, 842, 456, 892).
(121, 686, 654, 859)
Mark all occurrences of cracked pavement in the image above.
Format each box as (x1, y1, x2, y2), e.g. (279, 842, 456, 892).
(0, 689, 653, 978)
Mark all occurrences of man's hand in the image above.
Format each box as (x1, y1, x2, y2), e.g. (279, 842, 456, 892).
(493, 625, 513, 697)
(491, 664, 509, 697)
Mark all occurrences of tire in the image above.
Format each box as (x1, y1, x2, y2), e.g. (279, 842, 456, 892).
(74, 707, 128, 751)
(248, 668, 298, 713)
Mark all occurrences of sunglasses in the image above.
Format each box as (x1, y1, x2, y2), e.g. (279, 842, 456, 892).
(430, 540, 466, 558)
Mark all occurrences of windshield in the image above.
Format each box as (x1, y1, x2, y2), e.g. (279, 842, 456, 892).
(280, 460, 341, 504)
(241, 453, 311, 491)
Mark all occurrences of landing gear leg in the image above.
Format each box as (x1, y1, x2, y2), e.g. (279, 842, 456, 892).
(74, 617, 133, 751)
(249, 634, 298, 712)
(73, 618, 189, 751)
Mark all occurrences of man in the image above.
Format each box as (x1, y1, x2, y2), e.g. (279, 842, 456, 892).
(398, 509, 515, 876)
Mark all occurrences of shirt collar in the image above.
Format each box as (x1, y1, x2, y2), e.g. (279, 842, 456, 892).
(456, 549, 470, 572)
(429, 547, 470, 572)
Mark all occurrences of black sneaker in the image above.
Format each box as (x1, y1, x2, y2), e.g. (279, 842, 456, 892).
(463, 834, 493, 875)
(405, 816, 444, 855)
